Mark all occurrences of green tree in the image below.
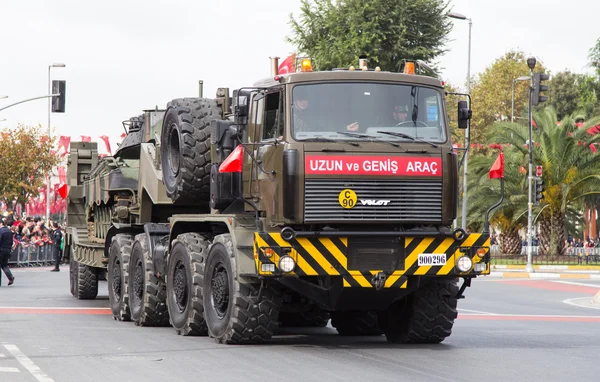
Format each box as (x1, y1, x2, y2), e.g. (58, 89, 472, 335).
(589, 37, 600, 77)
(0, 124, 59, 206)
(547, 71, 579, 120)
(286, 0, 452, 72)
(492, 107, 600, 256)
(469, 50, 545, 144)
(576, 74, 600, 117)
(467, 150, 527, 255)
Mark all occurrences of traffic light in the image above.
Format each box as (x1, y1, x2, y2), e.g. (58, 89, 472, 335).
(532, 72, 549, 106)
(52, 80, 66, 113)
(534, 177, 544, 204)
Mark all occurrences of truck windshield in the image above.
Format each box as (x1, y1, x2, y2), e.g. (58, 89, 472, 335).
(291, 82, 447, 143)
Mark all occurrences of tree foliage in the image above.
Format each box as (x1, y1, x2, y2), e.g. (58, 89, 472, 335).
(469, 50, 546, 144)
(286, 0, 452, 72)
(491, 107, 600, 256)
(547, 71, 579, 120)
(589, 37, 600, 77)
(0, 124, 60, 206)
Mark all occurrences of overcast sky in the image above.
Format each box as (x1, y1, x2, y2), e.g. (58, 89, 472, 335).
(1, 0, 598, 154)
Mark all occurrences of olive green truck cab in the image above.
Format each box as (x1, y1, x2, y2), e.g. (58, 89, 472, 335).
(65, 58, 491, 344)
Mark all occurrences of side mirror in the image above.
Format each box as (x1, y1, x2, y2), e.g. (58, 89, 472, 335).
(235, 95, 249, 118)
(457, 100, 471, 129)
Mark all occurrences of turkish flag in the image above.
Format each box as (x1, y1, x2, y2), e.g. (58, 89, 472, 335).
(58, 136, 71, 153)
(219, 145, 244, 173)
(120, 132, 126, 139)
(57, 183, 68, 199)
(81, 136, 91, 142)
(58, 167, 66, 184)
(489, 152, 504, 179)
(590, 143, 597, 154)
(99, 135, 111, 154)
(278, 53, 296, 74)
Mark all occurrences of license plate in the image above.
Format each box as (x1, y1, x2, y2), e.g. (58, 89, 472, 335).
(417, 253, 446, 266)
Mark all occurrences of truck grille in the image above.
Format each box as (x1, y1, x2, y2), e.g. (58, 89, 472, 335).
(304, 179, 442, 222)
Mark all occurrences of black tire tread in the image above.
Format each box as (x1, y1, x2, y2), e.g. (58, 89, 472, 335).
(209, 234, 281, 345)
(130, 234, 170, 327)
(169, 233, 209, 336)
(383, 279, 459, 344)
(75, 262, 98, 300)
(110, 234, 133, 321)
(331, 311, 382, 336)
(161, 98, 220, 204)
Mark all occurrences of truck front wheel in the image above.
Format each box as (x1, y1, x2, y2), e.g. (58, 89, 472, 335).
(203, 234, 281, 344)
(379, 278, 459, 344)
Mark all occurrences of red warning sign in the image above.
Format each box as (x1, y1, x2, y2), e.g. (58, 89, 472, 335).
(305, 155, 442, 176)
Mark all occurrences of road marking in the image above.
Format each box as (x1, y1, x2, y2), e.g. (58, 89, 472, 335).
(0, 307, 111, 315)
(458, 308, 498, 315)
(3, 344, 53, 382)
(552, 280, 600, 289)
(563, 297, 600, 310)
(0, 366, 20, 372)
(459, 313, 600, 322)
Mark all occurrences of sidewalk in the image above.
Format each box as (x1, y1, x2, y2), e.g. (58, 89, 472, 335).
(488, 264, 600, 279)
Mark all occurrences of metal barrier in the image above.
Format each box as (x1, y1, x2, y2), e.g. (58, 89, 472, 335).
(7, 243, 60, 267)
(490, 245, 600, 265)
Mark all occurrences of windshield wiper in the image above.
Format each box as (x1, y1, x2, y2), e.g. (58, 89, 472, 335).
(376, 131, 438, 148)
(303, 136, 359, 147)
(336, 131, 400, 148)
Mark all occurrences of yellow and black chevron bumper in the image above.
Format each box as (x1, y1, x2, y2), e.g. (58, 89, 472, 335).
(253, 233, 490, 288)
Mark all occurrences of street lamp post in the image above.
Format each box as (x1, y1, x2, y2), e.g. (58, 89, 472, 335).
(511, 76, 531, 122)
(448, 11, 472, 230)
(46, 63, 66, 224)
(525, 57, 537, 273)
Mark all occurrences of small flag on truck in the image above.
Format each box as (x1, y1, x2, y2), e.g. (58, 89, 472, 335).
(489, 152, 504, 179)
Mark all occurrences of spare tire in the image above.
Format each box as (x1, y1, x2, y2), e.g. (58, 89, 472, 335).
(161, 98, 221, 204)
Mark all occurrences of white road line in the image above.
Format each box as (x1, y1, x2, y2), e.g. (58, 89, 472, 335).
(3, 344, 53, 382)
(552, 280, 600, 288)
(457, 308, 498, 315)
(0, 366, 20, 372)
(563, 297, 600, 310)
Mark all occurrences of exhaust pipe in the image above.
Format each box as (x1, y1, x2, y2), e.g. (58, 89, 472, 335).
(270, 57, 280, 76)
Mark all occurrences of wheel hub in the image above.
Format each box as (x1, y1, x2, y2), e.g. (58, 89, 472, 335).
(112, 258, 122, 302)
(211, 264, 229, 319)
(133, 258, 144, 306)
(173, 261, 188, 313)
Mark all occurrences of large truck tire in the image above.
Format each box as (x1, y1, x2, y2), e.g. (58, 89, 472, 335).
(108, 234, 133, 321)
(203, 234, 281, 344)
(129, 234, 170, 327)
(69, 251, 77, 297)
(331, 311, 382, 336)
(70, 250, 98, 300)
(279, 312, 330, 327)
(166, 233, 209, 336)
(160, 98, 220, 204)
(379, 278, 459, 344)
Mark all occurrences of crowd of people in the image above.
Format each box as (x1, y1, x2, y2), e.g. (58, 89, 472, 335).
(0, 211, 64, 287)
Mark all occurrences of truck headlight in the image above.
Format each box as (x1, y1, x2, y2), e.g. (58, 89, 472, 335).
(279, 256, 295, 273)
(456, 256, 473, 272)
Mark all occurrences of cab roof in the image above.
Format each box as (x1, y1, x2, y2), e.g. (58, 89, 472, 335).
(253, 70, 444, 89)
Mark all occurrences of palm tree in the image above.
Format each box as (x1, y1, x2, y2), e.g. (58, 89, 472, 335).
(467, 149, 527, 255)
(492, 107, 600, 256)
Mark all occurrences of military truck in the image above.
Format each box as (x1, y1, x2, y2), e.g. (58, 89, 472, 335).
(66, 57, 492, 344)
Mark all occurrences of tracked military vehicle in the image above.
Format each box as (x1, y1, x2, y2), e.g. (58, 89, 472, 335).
(66, 57, 493, 344)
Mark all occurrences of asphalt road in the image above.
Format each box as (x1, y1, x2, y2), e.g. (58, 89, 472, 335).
(1, 268, 600, 382)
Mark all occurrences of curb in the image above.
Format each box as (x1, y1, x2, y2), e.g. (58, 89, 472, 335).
(487, 272, 600, 279)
